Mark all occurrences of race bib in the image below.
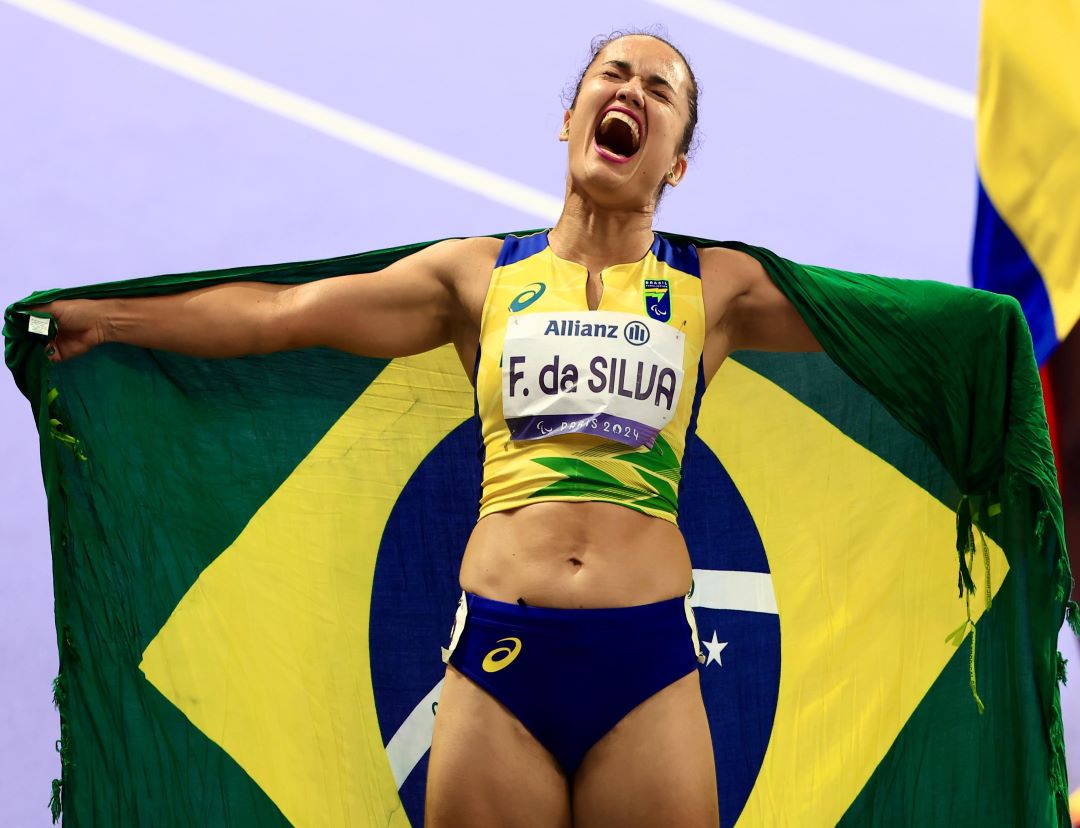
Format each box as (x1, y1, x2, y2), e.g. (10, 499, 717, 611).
(502, 311, 685, 448)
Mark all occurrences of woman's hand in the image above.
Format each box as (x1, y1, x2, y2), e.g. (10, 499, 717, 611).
(35, 299, 110, 363)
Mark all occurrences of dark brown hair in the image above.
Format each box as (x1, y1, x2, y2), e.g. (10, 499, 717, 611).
(564, 29, 701, 157)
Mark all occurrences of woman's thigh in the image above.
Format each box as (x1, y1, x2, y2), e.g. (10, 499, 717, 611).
(425, 665, 572, 828)
(571, 670, 718, 828)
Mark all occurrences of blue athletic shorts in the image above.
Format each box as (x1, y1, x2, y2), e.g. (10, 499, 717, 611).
(443, 591, 704, 775)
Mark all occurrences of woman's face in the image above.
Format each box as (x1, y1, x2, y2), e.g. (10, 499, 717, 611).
(562, 36, 691, 210)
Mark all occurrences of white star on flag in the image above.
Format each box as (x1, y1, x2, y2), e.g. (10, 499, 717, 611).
(704, 630, 728, 667)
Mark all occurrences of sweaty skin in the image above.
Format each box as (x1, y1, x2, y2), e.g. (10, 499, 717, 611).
(38, 34, 820, 827)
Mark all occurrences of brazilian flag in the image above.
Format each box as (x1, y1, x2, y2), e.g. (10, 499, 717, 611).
(4, 233, 1070, 826)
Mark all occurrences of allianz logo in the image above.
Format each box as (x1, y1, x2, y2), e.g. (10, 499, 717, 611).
(542, 319, 651, 346)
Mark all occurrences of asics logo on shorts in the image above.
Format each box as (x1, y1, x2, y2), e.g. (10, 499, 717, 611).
(481, 637, 523, 672)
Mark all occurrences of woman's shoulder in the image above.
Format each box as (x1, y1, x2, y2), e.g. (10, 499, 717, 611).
(697, 244, 764, 297)
(418, 235, 503, 263)
(393, 236, 502, 288)
(404, 237, 502, 321)
(422, 236, 502, 275)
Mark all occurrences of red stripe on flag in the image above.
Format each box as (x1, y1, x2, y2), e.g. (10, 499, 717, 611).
(1042, 364, 1064, 492)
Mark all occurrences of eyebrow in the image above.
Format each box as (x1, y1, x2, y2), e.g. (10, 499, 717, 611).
(601, 60, 676, 94)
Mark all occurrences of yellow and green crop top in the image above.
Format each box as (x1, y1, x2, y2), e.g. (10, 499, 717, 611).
(474, 231, 707, 524)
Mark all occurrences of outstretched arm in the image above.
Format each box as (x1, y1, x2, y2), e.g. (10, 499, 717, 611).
(40, 238, 485, 362)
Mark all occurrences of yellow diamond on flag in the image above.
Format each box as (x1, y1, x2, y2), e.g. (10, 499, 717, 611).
(140, 349, 1006, 828)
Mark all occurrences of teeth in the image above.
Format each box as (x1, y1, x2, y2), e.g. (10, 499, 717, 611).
(601, 110, 640, 144)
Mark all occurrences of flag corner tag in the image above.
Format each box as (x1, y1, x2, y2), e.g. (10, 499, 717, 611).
(27, 316, 51, 337)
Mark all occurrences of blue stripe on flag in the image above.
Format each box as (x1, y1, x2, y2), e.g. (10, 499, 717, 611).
(972, 179, 1058, 364)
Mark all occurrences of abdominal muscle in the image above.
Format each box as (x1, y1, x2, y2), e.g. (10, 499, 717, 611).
(458, 500, 692, 609)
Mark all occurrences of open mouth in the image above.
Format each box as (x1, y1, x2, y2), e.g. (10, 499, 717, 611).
(594, 108, 641, 163)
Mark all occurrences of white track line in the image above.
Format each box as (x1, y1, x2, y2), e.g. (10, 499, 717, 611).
(3, 0, 563, 220)
(647, 0, 976, 120)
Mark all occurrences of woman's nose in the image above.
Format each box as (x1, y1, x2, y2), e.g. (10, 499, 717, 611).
(616, 81, 645, 109)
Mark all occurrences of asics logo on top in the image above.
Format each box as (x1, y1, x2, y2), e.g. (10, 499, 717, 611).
(509, 283, 546, 312)
(481, 637, 523, 672)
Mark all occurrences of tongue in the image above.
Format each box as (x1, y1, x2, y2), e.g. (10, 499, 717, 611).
(596, 116, 637, 158)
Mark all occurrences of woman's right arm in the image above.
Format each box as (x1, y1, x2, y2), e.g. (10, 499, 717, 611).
(42, 238, 483, 362)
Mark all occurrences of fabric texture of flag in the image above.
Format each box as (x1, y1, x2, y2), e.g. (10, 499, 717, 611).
(4, 233, 1070, 826)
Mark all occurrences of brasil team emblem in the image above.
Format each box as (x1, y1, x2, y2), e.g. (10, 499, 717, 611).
(644, 279, 670, 321)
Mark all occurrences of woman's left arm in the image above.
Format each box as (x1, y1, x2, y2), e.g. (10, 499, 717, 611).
(705, 247, 821, 353)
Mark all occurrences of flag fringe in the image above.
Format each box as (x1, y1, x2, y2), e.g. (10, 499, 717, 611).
(48, 628, 77, 824)
(1067, 600, 1080, 637)
(48, 779, 61, 824)
(955, 496, 977, 596)
(51, 674, 65, 709)
(1034, 480, 1072, 827)
(46, 388, 87, 461)
(951, 495, 991, 712)
(49, 675, 68, 822)
(967, 624, 985, 715)
(50, 721, 72, 825)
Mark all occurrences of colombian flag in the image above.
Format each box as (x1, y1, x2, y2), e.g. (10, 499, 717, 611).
(973, 0, 1080, 363)
(4, 235, 1070, 826)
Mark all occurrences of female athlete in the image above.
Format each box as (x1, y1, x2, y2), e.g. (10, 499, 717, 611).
(40, 32, 819, 828)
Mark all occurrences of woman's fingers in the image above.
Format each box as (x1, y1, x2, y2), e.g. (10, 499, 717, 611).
(32, 300, 105, 363)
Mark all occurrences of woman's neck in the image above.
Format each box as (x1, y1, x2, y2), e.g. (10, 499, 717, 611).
(548, 191, 655, 274)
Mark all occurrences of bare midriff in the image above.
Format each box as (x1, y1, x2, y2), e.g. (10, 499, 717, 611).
(459, 501, 692, 609)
